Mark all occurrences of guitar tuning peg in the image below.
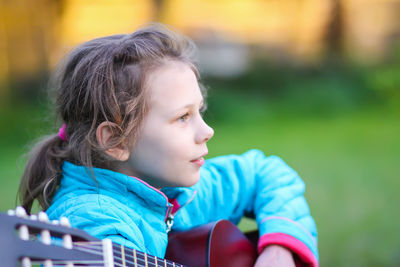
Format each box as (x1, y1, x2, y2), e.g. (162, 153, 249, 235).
(7, 209, 16, 216)
(15, 206, 27, 217)
(38, 211, 49, 222)
(30, 214, 38, 221)
(51, 220, 60, 225)
(21, 257, 32, 267)
(60, 216, 71, 227)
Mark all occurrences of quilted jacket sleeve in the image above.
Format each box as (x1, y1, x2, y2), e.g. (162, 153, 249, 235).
(172, 149, 318, 266)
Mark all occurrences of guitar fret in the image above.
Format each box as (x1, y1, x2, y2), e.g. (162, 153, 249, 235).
(144, 252, 148, 267)
(102, 239, 114, 267)
(154, 256, 158, 267)
(133, 249, 137, 267)
(121, 245, 126, 267)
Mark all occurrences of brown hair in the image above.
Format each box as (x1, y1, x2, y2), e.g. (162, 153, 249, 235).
(18, 24, 201, 213)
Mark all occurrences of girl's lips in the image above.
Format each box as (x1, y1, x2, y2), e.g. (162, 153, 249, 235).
(191, 157, 205, 167)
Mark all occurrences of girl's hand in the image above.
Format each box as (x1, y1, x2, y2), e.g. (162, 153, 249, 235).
(254, 245, 296, 267)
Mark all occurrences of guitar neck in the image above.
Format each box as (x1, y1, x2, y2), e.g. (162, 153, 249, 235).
(1, 209, 186, 267)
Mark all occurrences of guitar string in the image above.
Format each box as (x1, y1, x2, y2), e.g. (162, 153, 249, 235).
(31, 257, 160, 267)
(30, 260, 129, 267)
(72, 244, 172, 267)
(70, 242, 183, 267)
(19, 240, 182, 267)
(30, 259, 105, 266)
(113, 249, 179, 267)
(75, 241, 166, 259)
(73, 241, 180, 267)
(30, 258, 181, 267)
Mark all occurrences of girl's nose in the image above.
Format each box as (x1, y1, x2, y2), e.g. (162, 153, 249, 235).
(203, 123, 214, 142)
(196, 118, 214, 144)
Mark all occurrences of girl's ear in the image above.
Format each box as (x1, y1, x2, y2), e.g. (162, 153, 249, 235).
(96, 121, 130, 161)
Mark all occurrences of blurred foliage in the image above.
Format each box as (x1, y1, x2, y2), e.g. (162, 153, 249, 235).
(366, 46, 400, 112)
(203, 57, 400, 124)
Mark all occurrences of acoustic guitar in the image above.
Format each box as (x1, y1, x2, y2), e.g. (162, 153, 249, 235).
(0, 207, 257, 267)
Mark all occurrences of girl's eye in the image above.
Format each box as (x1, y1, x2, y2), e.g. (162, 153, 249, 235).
(179, 113, 189, 122)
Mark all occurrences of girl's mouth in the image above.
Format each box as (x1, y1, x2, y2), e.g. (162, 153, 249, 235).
(190, 157, 205, 167)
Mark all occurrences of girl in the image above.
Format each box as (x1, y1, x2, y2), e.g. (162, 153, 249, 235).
(18, 24, 318, 267)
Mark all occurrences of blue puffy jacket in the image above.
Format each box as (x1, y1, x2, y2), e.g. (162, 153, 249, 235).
(46, 149, 318, 266)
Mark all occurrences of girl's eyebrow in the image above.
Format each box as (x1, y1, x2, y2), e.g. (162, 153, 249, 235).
(173, 99, 204, 112)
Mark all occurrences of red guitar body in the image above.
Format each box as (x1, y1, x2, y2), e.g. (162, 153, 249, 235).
(166, 220, 258, 267)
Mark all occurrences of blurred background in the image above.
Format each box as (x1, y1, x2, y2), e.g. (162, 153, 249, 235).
(1, 0, 400, 266)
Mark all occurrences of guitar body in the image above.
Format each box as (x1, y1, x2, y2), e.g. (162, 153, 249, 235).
(166, 220, 258, 267)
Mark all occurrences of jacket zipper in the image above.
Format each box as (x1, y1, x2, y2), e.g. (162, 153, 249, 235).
(165, 190, 197, 233)
(165, 207, 174, 233)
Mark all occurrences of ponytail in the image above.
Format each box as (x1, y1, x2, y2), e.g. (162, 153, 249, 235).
(18, 134, 67, 213)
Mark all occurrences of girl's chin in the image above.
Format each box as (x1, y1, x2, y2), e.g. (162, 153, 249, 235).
(175, 174, 200, 188)
(185, 174, 201, 187)
(159, 169, 200, 188)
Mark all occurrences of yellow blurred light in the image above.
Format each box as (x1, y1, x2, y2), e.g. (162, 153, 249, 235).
(60, 0, 153, 46)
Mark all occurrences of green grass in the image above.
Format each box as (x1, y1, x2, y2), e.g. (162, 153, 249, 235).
(1, 82, 399, 266)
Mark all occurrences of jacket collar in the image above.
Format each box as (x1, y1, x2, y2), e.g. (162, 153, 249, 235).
(60, 162, 196, 216)
(61, 161, 171, 209)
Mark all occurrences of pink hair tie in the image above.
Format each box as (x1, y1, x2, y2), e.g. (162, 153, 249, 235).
(58, 123, 67, 141)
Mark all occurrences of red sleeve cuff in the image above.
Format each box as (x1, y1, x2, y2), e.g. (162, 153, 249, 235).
(258, 233, 319, 267)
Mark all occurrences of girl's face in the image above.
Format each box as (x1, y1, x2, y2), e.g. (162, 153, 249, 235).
(120, 61, 214, 188)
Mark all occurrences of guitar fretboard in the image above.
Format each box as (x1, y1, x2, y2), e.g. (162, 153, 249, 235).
(112, 243, 184, 267)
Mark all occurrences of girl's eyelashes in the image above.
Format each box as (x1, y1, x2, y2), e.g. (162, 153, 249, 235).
(177, 105, 205, 122)
(199, 103, 208, 117)
(178, 113, 190, 122)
